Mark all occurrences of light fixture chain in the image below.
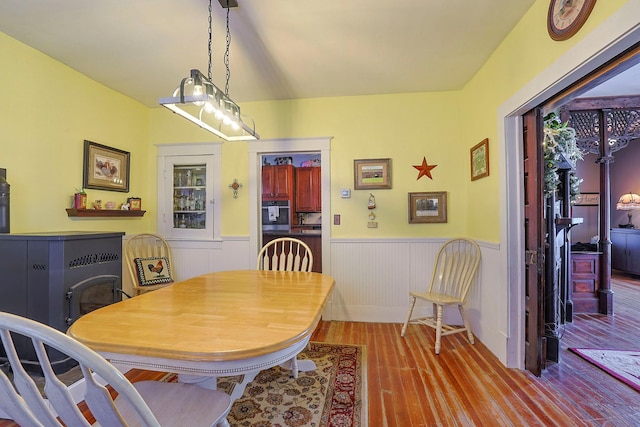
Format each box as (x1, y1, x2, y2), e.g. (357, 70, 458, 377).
(225, 3, 231, 96)
(208, 0, 213, 81)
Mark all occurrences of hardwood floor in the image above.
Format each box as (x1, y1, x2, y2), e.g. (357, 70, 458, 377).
(2, 274, 639, 426)
(310, 273, 640, 426)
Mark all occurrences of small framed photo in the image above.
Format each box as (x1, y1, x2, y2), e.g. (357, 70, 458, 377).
(127, 197, 142, 210)
(354, 158, 392, 190)
(470, 138, 489, 181)
(573, 192, 599, 206)
(83, 140, 130, 192)
(409, 191, 447, 224)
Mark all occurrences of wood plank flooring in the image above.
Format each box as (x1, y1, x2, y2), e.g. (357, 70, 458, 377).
(2, 274, 639, 426)
(309, 273, 640, 426)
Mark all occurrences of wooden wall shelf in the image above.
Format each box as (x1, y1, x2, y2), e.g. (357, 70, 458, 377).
(66, 209, 146, 218)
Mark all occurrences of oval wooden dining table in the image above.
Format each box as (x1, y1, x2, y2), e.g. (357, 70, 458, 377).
(67, 269, 335, 400)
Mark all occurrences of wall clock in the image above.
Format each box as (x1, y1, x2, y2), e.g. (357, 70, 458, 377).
(547, 0, 597, 41)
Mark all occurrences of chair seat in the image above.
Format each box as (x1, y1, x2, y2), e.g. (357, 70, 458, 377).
(401, 238, 481, 354)
(409, 291, 462, 305)
(0, 311, 232, 427)
(112, 381, 231, 427)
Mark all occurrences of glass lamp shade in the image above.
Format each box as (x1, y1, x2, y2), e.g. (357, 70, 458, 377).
(616, 193, 640, 210)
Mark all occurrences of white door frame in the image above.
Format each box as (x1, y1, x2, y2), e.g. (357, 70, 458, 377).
(248, 137, 332, 273)
(499, 3, 640, 368)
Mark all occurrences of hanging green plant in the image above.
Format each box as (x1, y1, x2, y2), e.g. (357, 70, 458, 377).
(543, 112, 584, 199)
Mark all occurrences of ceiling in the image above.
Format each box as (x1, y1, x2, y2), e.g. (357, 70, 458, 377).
(2, 0, 637, 109)
(0, 0, 539, 107)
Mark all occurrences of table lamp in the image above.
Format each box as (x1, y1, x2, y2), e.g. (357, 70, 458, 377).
(616, 192, 640, 228)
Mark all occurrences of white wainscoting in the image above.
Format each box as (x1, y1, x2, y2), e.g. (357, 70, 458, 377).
(149, 235, 506, 363)
(329, 238, 503, 346)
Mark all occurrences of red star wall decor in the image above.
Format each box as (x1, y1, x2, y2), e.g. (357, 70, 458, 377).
(413, 157, 437, 180)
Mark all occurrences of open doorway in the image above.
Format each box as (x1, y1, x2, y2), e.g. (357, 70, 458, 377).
(260, 152, 323, 272)
(248, 137, 332, 275)
(524, 53, 640, 373)
(500, 6, 640, 373)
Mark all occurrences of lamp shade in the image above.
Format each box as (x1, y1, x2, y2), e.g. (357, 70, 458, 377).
(616, 192, 640, 210)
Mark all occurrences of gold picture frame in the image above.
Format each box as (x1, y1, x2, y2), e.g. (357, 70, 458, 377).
(127, 197, 142, 210)
(408, 191, 447, 223)
(470, 138, 489, 181)
(354, 158, 392, 190)
(83, 140, 130, 192)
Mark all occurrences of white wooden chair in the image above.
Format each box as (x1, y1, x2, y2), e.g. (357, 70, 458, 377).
(0, 311, 232, 427)
(256, 237, 314, 272)
(124, 233, 175, 296)
(401, 238, 481, 354)
(257, 237, 314, 377)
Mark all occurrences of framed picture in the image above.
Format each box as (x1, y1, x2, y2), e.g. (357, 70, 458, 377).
(573, 192, 599, 206)
(408, 191, 447, 223)
(127, 197, 142, 210)
(470, 138, 489, 181)
(354, 158, 392, 190)
(83, 140, 130, 192)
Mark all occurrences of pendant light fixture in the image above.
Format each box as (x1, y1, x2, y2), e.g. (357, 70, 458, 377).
(158, 0, 259, 141)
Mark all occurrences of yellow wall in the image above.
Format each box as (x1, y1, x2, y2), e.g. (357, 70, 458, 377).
(459, 0, 629, 240)
(151, 91, 464, 238)
(0, 32, 151, 234)
(1, 0, 630, 240)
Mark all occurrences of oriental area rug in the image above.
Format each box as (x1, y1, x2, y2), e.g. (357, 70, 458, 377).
(165, 342, 367, 427)
(13, 342, 366, 427)
(569, 347, 640, 392)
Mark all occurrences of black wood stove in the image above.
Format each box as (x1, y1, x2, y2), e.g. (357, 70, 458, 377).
(0, 231, 124, 373)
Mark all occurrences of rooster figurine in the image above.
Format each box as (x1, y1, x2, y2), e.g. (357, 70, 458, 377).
(147, 260, 165, 277)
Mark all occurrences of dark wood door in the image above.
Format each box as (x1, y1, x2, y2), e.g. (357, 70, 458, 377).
(523, 108, 546, 376)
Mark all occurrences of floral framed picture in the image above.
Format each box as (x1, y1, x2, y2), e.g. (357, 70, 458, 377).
(83, 140, 130, 192)
(470, 138, 489, 181)
(408, 191, 447, 223)
(354, 158, 392, 190)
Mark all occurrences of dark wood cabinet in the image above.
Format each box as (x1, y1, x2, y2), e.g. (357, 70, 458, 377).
(262, 165, 294, 201)
(611, 228, 640, 275)
(570, 252, 600, 313)
(295, 167, 321, 212)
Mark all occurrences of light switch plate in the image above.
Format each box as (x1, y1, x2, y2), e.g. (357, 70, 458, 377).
(341, 189, 351, 198)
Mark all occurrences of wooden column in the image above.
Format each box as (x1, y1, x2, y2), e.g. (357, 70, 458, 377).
(597, 109, 614, 314)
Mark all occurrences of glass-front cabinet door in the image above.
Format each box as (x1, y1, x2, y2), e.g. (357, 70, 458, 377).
(173, 163, 207, 230)
(157, 143, 222, 242)
(162, 154, 214, 239)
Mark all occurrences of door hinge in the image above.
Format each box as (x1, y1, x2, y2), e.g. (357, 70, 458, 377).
(525, 249, 544, 266)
